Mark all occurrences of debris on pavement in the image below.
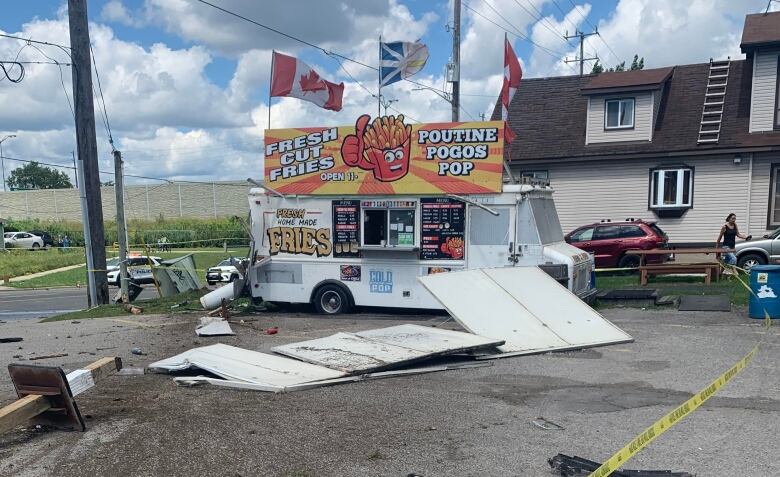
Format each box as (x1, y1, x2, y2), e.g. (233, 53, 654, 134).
(419, 267, 633, 358)
(195, 316, 235, 337)
(131, 347, 145, 356)
(28, 352, 68, 361)
(265, 326, 278, 335)
(271, 324, 504, 374)
(117, 367, 145, 376)
(0, 337, 23, 343)
(531, 416, 565, 431)
(123, 303, 143, 315)
(0, 357, 122, 433)
(547, 454, 694, 476)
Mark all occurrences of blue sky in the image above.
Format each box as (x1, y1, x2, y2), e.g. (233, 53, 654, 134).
(0, 0, 773, 183)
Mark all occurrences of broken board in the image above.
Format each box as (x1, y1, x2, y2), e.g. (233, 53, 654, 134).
(418, 267, 633, 356)
(272, 324, 504, 374)
(149, 344, 346, 392)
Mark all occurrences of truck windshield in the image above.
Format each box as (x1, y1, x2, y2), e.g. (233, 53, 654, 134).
(530, 198, 564, 244)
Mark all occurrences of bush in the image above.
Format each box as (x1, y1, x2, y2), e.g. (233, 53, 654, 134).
(3, 217, 248, 248)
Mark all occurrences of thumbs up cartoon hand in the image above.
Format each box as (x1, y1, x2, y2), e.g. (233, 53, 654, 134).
(341, 114, 373, 169)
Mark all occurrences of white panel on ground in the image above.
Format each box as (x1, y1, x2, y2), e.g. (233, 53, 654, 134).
(418, 267, 633, 356)
(149, 343, 345, 392)
(272, 324, 503, 374)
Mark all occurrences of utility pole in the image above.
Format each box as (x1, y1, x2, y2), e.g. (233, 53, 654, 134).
(450, 0, 461, 121)
(68, 0, 109, 305)
(113, 150, 129, 303)
(564, 30, 599, 76)
(71, 151, 78, 188)
(0, 135, 16, 192)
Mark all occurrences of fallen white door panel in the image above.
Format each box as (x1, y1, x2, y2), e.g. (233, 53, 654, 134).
(418, 267, 633, 355)
(272, 324, 503, 374)
(149, 343, 345, 390)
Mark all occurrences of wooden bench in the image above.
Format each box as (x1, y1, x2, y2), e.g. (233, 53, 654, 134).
(639, 262, 721, 286)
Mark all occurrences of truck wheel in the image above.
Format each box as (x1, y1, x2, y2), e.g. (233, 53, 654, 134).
(313, 284, 351, 315)
(738, 253, 766, 272)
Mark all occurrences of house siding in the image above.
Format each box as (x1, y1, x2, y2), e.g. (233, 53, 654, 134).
(748, 50, 779, 133)
(516, 154, 775, 243)
(586, 92, 653, 144)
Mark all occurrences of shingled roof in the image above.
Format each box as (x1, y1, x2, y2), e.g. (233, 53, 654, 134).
(492, 58, 780, 163)
(741, 11, 780, 53)
(581, 67, 673, 93)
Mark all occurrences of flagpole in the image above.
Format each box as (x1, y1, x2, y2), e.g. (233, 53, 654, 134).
(268, 50, 274, 131)
(378, 35, 382, 117)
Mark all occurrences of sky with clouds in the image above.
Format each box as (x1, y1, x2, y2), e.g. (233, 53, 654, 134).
(0, 0, 776, 186)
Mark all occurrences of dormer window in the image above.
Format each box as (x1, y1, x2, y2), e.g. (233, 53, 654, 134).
(605, 98, 635, 129)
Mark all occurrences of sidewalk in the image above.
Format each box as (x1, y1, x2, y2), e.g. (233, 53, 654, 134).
(6, 263, 84, 283)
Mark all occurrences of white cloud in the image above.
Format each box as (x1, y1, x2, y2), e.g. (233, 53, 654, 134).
(101, 0, 138, 27)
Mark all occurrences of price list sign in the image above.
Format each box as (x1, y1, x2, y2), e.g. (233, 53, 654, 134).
(420, 197, 465, 260)
(332, 200, 360, 257)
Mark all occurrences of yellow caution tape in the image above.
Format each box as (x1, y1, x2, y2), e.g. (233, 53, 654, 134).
(589, 263, 771, 477)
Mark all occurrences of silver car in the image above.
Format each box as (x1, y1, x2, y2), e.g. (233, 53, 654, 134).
(735, 229, 780, 270)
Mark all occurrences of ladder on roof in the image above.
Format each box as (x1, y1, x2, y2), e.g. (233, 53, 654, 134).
(697, 58, 730, 144)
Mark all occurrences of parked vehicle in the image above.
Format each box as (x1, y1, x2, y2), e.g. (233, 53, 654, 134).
(565, 219, 669, 268)
(3, 232, 45, 250)
(28, 230, 54, 248)
(106, 255, 162, 286)
(735, 229, 780, 271)
(206, 257, 243, 285)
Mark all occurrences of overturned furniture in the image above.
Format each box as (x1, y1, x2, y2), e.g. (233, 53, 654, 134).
(0, 357, 122, 432)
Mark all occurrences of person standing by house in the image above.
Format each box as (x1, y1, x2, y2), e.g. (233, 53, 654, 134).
(716, 213, 749, 266)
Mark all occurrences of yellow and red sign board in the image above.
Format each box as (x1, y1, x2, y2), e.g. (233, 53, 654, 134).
(264, 114, 505, 195)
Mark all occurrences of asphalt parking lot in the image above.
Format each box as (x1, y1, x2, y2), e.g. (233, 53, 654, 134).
(0, 306, 778, 476)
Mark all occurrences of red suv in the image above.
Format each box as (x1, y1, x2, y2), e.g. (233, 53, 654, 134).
(565, 219, 669, 268)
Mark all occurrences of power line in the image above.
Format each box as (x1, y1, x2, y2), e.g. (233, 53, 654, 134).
(0, 33, 71, 50)
(511, 0, 570, 46)
(566, 0, 623, 65)
(90, 45, 114, 149)
(195, 0, 462, 101)
(0, 62, 24, 82)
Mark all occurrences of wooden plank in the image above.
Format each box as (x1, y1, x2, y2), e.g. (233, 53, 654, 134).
(0, 357, 121, 433)
(0, 395, 50, 432)
(628, 248, 733, 255)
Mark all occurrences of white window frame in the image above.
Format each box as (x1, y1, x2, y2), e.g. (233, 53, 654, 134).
(650, 168, 693, 209)
(604, 98, 635, 130)
(769, 165, 780, 228)
(360, 205, 418, 248)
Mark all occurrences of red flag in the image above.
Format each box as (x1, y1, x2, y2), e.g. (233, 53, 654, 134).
(501, 36, 522, 143)
(270, 51, 344, 111)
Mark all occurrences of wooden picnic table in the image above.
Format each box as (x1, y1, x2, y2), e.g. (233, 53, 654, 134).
(626, 248, 734, 286)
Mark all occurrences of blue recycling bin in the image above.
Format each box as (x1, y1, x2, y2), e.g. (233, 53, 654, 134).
(748, 265, 780, 319)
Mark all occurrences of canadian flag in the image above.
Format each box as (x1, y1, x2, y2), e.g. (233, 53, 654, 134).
(270, 51, 344, 111)
(501, 35, 522, 143)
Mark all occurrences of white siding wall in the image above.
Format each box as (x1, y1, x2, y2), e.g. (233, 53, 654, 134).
(522, 155, 774, 243)
(749, 50, 779, 133)
(586, 92, 653, 144)
(749, 153, 780, 233)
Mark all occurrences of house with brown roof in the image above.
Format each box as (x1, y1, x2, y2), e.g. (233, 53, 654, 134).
(497, 11, 780, 245)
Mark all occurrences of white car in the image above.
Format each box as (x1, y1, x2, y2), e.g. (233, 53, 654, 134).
(106, 255, 162, 286)
(3, 232, 44, 249)
(206, 258, 243, 285)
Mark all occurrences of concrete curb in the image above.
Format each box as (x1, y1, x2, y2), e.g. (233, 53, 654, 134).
(7, 263, 85, 283)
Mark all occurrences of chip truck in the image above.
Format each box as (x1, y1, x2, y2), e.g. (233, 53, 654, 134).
(246, 114, 595, 314)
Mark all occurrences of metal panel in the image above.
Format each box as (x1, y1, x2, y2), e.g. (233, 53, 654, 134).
(149, 344, 345, 390)
(272, 324, 503, 374)
(419, 267, 632, 355)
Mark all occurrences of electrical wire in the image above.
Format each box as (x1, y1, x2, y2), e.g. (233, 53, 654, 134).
(0, 33, 70, 50)
(22, 41, 75, 118)
(90, 44, 114, 149)
(566, 0, 623, 65)
(0, 61, 24, 82)
(519, 0, 570, 42)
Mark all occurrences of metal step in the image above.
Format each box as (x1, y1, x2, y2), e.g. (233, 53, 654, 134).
(709, 74, 729, 79)
(697, 138, 720, 143)
(699, 128, 721, 134)
(705, 92, 725, 97)
(702, 110, 723, 115)
(710, 64, 729, 70)
(701, 120, 722, 125)
(707, 81, 728, 88)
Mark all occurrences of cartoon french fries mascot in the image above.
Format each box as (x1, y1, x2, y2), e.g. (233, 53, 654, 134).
(341, 114, 413, 182)
(440, 237, 464, 260)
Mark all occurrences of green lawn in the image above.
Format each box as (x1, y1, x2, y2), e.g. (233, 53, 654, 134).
(40, 289, 210, 322)
(0, 248, 85, 278)
(595, 271, 750, 306)
(8, 247, 249, 288)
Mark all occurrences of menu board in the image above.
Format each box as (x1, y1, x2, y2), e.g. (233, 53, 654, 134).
(332, 200, 360, 257)
(420, 197, 465, 260)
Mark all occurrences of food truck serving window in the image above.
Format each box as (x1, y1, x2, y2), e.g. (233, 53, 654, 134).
(361, 200, 416, 247)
